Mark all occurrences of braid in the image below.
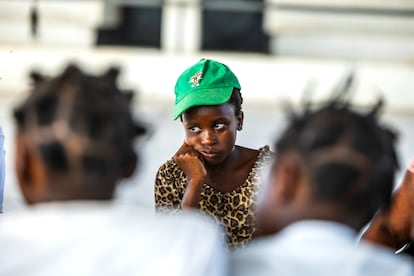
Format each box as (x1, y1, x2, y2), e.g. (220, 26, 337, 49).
(275, 79, 398, 222)
(227, 88, 243, 115)
(14, 64, 146, 187)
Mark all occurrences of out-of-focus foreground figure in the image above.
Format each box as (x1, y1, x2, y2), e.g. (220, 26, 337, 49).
(0, 64, 227, 276)
(362, 159, 414, 256)
(231, 86, 414, 275)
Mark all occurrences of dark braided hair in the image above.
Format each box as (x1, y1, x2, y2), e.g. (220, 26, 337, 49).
(14, 64, 146, 193)
(227, 88, 243, 116)
(275, 77, 399, 225)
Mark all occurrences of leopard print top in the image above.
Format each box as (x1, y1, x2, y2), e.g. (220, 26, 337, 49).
(154, 145, 273, 247)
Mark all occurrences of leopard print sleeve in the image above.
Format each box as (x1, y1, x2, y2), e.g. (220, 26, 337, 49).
(154, 159, 186, 212)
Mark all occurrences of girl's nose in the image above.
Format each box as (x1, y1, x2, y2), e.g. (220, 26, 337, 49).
(201, 130, 217, 145)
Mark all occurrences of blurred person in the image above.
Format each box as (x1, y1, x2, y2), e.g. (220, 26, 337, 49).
(0, 64, 227, 276)
(362, 159, 414, 256)
(0, 126, 4, 213)
(231, 87, 414, 275)
(154, 58, 273, 247)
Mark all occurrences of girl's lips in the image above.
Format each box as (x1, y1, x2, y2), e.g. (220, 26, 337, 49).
(201, 151, 219, 159)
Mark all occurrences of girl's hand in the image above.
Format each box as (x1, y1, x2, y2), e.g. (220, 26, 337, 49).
(173, 142, 207, 183)
(173, 142, 207, 209)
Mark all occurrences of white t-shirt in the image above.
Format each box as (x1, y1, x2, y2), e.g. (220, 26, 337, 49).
(0, 201, 228, 276)
(231, 220, 414, 276)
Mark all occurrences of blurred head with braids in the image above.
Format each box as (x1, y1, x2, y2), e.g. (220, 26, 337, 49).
(255, 75, 399, 236)
(13, 64, 146, 204)
(2, 64, 231, 276)
(230, 77, 414, 276)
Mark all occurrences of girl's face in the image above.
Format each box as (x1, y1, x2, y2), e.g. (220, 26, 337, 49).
(181, 103, 243, 165)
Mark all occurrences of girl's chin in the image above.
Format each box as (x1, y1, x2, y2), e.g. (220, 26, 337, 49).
(204, 156, 226, 166)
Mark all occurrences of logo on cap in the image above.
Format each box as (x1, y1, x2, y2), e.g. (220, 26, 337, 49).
(189, 72, 202, 87)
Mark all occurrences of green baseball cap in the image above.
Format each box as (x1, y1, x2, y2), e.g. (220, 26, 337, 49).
(173, 58, 241, 120)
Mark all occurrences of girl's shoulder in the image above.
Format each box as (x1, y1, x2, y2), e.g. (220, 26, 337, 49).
(258, 145, 274, 160)
(251, 145, 274, 170)
(237, 145, 274, 161)
(234, 145, 274, 176)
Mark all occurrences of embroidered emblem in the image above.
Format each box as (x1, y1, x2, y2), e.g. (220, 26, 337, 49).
(189, 72, 202, 87)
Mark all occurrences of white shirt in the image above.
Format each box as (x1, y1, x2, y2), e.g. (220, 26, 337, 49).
(0, 202, 228, 276)
(231, 220, 414, 276)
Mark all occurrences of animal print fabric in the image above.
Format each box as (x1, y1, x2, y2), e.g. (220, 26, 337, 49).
(154, 146, 273, 247)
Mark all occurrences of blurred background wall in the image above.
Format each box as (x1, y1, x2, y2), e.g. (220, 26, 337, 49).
(1, 0, 414, 211)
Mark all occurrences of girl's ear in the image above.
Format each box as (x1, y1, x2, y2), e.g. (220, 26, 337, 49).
(237, 111, 244, 131)
(15, 133, 48, 204)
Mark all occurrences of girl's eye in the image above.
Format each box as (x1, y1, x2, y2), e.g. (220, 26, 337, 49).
(214, 123, 225, 130)
(189, 126, 201, 133)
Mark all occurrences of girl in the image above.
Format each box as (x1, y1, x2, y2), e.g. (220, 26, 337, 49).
(154, 58, 273, 247)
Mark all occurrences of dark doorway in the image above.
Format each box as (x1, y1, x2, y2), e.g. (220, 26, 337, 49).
(96, 5, 162, 48)
(201, 0, 269, 53)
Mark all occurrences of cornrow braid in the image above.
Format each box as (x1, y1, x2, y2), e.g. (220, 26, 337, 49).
(275, 76, 399, 224)
(227, 88, 243, 116)
(14, 64, 147, 188)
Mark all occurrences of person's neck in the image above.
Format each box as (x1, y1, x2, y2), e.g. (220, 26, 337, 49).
(281, 203, 364, 233)
(205, 145, 240, 171)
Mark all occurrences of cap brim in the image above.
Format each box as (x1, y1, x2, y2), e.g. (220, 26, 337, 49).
(173, 87, 233, 120)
